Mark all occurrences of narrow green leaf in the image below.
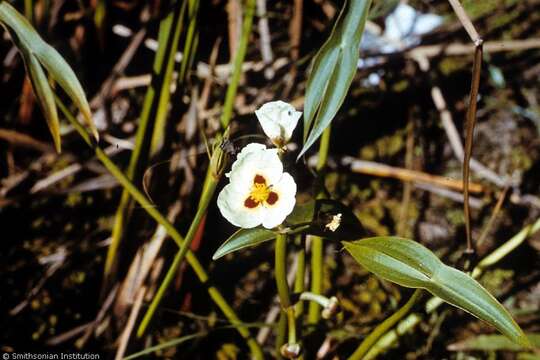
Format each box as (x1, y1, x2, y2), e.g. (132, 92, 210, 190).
(25, 52, 61, 152)
(11, 35, 61, 153)
(124, 332, 206, 360)
(298, 0, 372, 159)
(35, 45, 97, 140)
(303, 48, 340, 141)
(0, 2, 98, 141)
(212, 228, 276, 260)
(343, 237, 530, 347)
(149, 0, 189, 155)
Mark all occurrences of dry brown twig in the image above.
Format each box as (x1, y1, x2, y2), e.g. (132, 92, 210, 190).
(114, 204, 180, 317)
(114, 287, 146, 360)
(412, 54, 507, 188)
(0, 128, 54, 152)
(343, 158, 484, 193)
(477, 186, 510, 248)
(30, 143, 126, 193)
(408, 38, 540, 59)
(256, 0, 274, 79)
(284, 0, 303, 98)
(447, 0, 484, 258)
(75, 285, 119, 349)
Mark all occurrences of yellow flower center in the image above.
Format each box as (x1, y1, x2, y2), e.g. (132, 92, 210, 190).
(250, 182, 271, 203)
(244, 175, 279, 209)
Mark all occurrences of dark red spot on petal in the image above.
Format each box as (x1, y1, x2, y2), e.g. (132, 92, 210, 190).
(266, 192, 279, 205)
(253, 175, 266, 184)
(244, 197, 259, 208)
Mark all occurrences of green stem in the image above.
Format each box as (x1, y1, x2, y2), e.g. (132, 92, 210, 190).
(293, 235, 305, 318)
(348, 289, 423, 360)
(177, 0, 198, 83)
(275, 234, 291, 308)
(105, 0, 187, 279)
(316, 126, 332, 170)
(57, 99, 263, 359)
(24, 0, 33, 23)
(287, 307, 297, 344)
(149, 0, 194, 154)
(276, 312, 287, 357)
(220, 0, 256, 128)
(307, 236, 323, 323)
(308, 126, 331, 324)
(137, 170, 217, 336)
(276, 233, 299, 351)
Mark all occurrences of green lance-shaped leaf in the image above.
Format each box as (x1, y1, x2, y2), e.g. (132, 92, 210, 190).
(343, 237, 530, 347)
(298, 0, 372, 159)
(212, 227, 276, 260)
(22, 47, 61, 152)
(0, 2, 98, 141)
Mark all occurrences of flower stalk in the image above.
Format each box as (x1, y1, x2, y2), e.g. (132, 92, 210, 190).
(293, 235, 306, 317)
(308, 125, 332, 324)
(276, 233, 301, 359)
(275, 234, 291, 309)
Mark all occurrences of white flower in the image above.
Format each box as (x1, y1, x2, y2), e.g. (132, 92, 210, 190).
(325, 213, 342, 232)
(217, 143, 297, 229)
(255, 101, 302, 146)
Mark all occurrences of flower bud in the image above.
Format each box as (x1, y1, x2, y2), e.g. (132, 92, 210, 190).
(280, 343, 302, 359)
(321, 296, 341, 319)
(255, 101, 302, 147)
(209, 132, 231, 179)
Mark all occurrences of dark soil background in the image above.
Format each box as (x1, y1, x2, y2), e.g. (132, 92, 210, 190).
(1, 0, 540, 359)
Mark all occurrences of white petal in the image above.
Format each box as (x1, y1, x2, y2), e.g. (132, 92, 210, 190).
(228, 145, 283, 190)
(226, 143, 267, 178)
(217, 184, 265, 228)
(255, 101, 302, 143)
(261, 172, 297, 229)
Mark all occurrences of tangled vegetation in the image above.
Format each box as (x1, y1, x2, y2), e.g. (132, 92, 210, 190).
(1, 0, 540, 359)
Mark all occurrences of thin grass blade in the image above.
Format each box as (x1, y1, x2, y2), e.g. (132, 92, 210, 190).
(123, 332, 206, 359)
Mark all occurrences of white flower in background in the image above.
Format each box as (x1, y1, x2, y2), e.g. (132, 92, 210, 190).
(217, 143, 297, 229)
(255, 101, 302, 147)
